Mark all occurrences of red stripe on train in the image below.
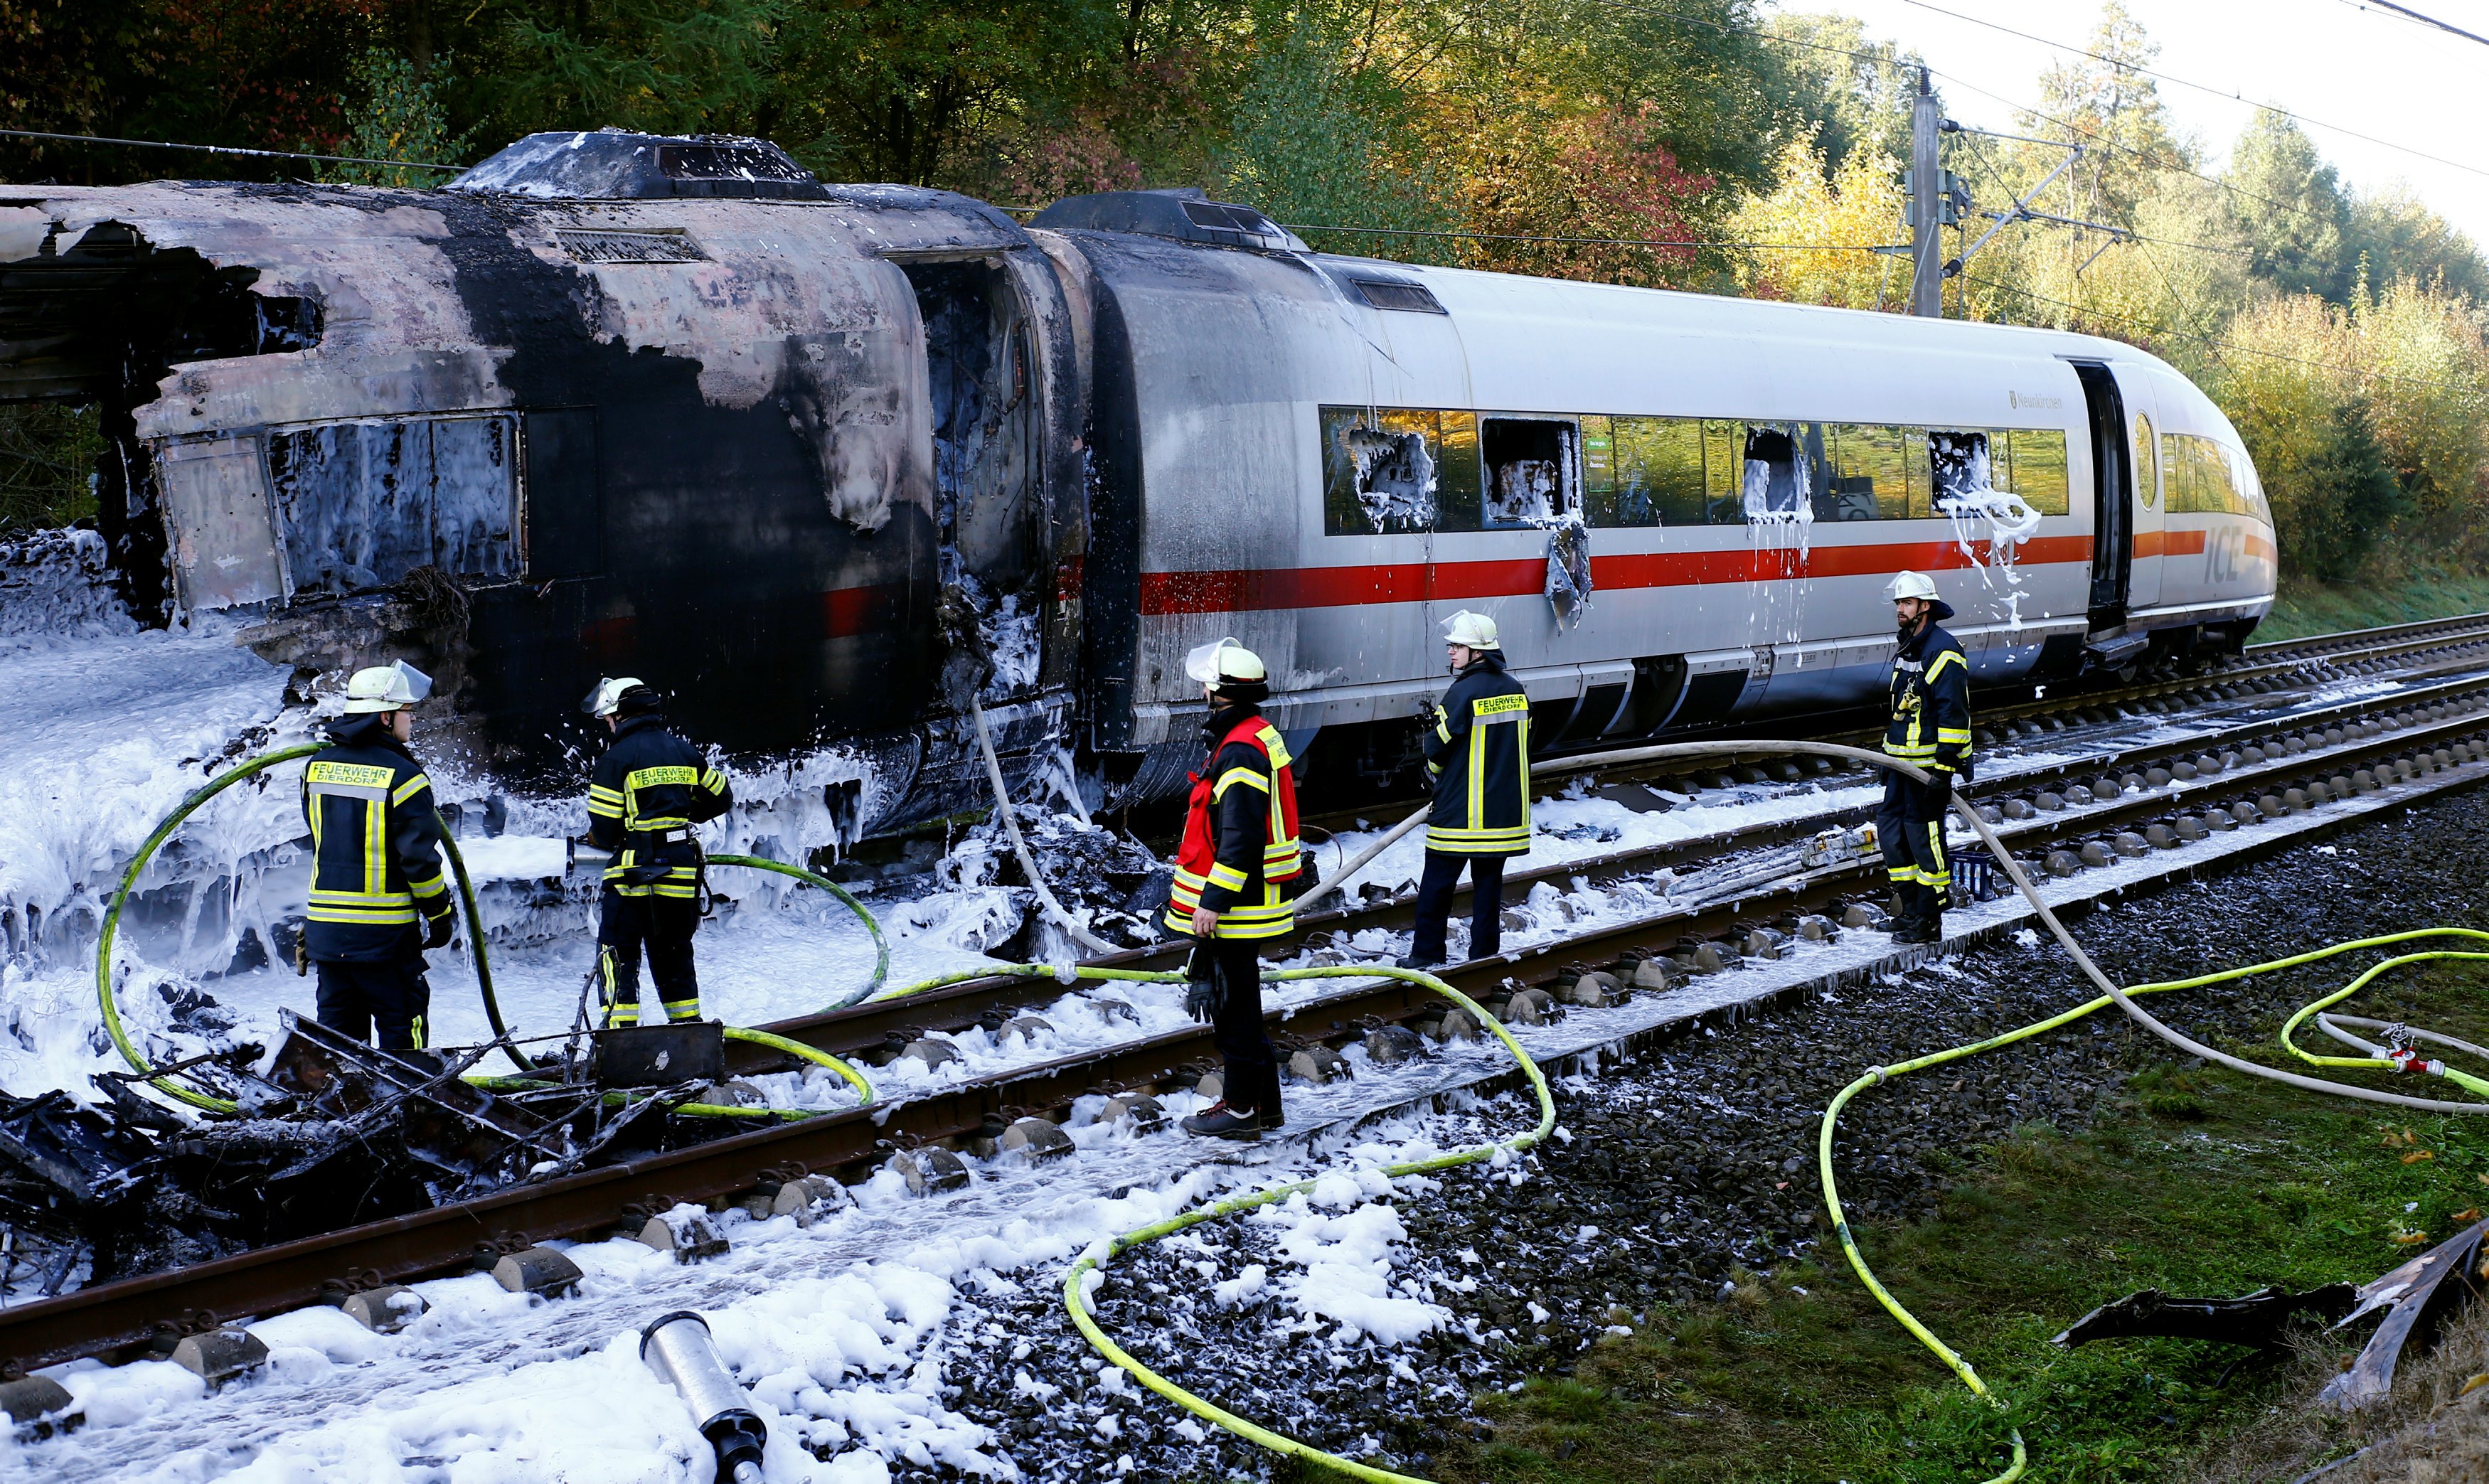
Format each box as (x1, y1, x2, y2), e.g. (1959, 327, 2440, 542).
(2135, 529, 2207, 558)
(1138, 534, 2096, 616)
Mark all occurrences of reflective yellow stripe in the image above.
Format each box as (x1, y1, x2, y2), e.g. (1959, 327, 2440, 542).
(1205, 863, 1249, 890)
(1926, 649, 1966, 679)
(1250, 722, 1293, 771)
(307, 904, 420, 924)
(1883, 742, 1939, 758)
(363, 790, 385, 897)
(407, 872, 447, 899)
(1936, 728, 1972, 744)
(1212, 767, 1269, 798)
(1472, 693, 1528, 717)
(627, 765, 699, 789)
(700, 768, 729, 794)
(305, 761, 393, 789)
(1427, 824, 1532, 850)
(390, 772, 430, 806)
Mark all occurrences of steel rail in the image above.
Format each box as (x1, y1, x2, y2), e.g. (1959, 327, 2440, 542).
(8, 688, 2489, 1374)
(1300, 616, 2489, 838)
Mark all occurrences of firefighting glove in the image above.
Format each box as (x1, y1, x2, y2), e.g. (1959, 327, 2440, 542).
(1183, 946, 1223, 1023)
(422, 908, 456, 950)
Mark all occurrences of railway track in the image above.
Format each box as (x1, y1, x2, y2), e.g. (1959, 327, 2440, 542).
(11, 620, 2489, 1380)
(1301, 609, 2489, 839)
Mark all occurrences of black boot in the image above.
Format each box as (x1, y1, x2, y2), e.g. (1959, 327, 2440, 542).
(1885, 885, 1925, 941)
(1890, 885, 1935, 944)
(1180, 1100, 1266, 1140)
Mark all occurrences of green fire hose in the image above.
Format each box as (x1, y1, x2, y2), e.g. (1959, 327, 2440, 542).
(95, 744, 883, 1115)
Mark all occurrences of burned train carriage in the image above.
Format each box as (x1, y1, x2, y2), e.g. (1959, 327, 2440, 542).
(0, 131, 2276, 828)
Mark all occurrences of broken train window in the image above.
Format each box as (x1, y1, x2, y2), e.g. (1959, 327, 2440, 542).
(267, 415, 518, 594)
(1926, 430, 1993, 511)
(1479, 417, 1577, 530)
(1321, 407, 1446, 535)
(1738, 422, 1821, 521)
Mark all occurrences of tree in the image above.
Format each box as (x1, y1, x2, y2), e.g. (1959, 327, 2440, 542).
(317, 48, 473, 185)
(1759, 11, 1917, 181)
(2225, 109, 2352, 301)
(1220, 18, 1457, 260)
(2025, 1, 2187, 228)
(2346, 186, 2489, 304)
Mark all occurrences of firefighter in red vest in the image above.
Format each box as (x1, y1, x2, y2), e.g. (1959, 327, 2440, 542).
(1166, 638, 1302, 1140)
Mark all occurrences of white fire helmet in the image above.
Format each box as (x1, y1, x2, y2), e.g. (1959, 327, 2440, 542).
(1183, 637, 1267, 688)
(1441, 609, 1501, 651)
(1884, 570, 1939, 603)
(342, 660, 432, 714)
(582, 676, 649, 719)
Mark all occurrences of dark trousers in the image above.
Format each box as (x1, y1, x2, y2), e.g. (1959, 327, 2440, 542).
(314, 956, 432, 1050)
(597, 887, 702, 1025)
(1876, 772, 1952, 912)
(1409, 850, 1508, 963)
(1196, 936, 1282, 1118)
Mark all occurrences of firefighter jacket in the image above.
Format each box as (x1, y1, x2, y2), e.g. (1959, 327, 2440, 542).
(1163, 704, 1302, 941)
(587, 713, 733, 900)
(1885, 599, 1973, 776)
(299, 714, 452, 963)
(1423, 653, 1533, 855)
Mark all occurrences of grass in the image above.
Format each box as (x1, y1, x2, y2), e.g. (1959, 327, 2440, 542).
(1435, 963, 2489, 1483)
(2256, 565, 2489, 644)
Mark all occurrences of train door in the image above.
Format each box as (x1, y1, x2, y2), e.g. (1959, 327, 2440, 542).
(2071, 361, 2132, 634)
(897, 258, 1045, 705)
(2121, 376, 2165, 613)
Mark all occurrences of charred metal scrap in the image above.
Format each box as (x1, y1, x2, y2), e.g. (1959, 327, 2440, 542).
(0, 1012, 759, 1295)
(2319, 1215, 2489, 1411)
(2055, 1215, 2489, 1410)
(2054, 1283, 2357, 1352)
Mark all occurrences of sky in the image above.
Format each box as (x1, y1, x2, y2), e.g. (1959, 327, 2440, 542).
(1792, 0, 2489, 245)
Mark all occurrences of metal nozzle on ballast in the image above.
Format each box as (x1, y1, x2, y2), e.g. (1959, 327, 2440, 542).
(641, 1310, 766, 1483)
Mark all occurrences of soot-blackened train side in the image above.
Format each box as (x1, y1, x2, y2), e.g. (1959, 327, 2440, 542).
(0, 131, 2276, 831)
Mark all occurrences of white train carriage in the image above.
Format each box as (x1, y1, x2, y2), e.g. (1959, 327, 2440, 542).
(1038, 192, 2278, 794)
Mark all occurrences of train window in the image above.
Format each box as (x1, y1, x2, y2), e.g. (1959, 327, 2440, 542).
(1701, 421, 1744, 521)
(1438, 410, 1482, 529)
(2007, 429, 2071, 515)
(268, 415, 518, 594)
(1737, 424, 1817, 521)
(1479, 417, 1575, 528)
(2162, 432, 2193, 513)
(1926, 431, 1992, 510)
(1589, 416, 1703, 526)
(1825, 424, 1907, 521)
(1321, 407, 1440, 535)
(2132, 415, 2158, 506)
(2227, 444, 2258, 518)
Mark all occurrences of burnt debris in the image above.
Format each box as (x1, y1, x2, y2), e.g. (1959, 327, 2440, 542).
(0, 1010, 798, 1301)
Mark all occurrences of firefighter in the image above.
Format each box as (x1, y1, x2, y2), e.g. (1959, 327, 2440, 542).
(300, 661, 455, 1052)
(1879, 571, 1972, 945)
(583, 678, 734, 1026)
(1166, 639, 1302, 1140)
(1399, 611, 1533, 968)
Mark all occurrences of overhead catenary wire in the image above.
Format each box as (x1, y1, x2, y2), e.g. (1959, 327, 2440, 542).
(0, 126, 463, 173)
(1897, 0, 2489, 183)
(2347, 0, 2489, 49)
(1609, 0, 2389, 238)
(1281, 222, 1905, 253)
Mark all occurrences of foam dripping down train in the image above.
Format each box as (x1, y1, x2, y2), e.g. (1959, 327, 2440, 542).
(0, 130, 2276, 832)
